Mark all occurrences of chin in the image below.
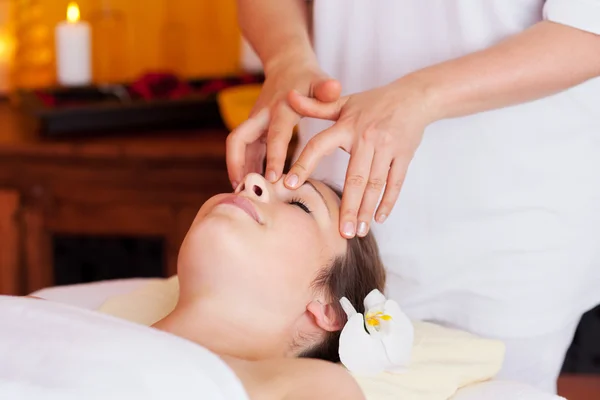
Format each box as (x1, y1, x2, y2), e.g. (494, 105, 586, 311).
(177, 212, 257, 278)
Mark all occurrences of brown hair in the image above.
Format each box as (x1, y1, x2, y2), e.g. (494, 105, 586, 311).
(300, 186, 386, 362)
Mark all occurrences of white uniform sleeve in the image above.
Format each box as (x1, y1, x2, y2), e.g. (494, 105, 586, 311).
(543, 0, 600, 35)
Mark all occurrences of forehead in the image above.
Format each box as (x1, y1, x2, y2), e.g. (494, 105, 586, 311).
(307, 179, 346, 254)
(308, 179, 341, 216)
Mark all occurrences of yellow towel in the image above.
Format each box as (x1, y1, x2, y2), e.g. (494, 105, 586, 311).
(98, 276, 179, 326)
(97, 277, 504, 400)
(351, 321, 504, 400)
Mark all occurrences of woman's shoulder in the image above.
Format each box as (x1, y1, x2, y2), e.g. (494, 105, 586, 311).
(223, 356, 365, 400)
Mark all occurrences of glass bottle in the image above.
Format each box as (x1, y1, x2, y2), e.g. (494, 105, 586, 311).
(158, 0, 186, 76)
(88, 0, 128, 83)
(10, 0, 54, 89)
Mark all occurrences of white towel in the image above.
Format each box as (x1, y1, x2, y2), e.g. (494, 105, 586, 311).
(0, 296, 249, 400)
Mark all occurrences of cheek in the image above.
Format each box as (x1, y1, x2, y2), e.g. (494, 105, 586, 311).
(271, 215, 328, 282)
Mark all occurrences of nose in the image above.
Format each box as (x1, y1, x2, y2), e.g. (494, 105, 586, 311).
(238, 173, 270, 203)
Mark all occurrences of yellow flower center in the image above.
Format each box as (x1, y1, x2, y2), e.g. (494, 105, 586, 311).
(365, 311, 393, 328)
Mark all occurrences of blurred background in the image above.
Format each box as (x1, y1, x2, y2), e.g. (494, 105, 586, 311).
(0, 0, 597, 389)
(1, 0, 254, 88)
(0, 0, 265, 316)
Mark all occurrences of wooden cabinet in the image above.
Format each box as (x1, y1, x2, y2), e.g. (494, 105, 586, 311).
(558, 374, 600, 400)
(0, 101, 254, 295)
(0, 190, 20, 294)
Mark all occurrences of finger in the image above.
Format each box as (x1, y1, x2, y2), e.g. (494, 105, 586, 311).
(288, 90, 348, 120)
(285, 125, 351, 189)
(246, 141, 266, 177)
(265, 103, 299, 182)
(313, 78, 342, 103)
(339, 141, 375, 238)
(226, 108, 270, 188)
(356, 150, 393, 237)
(375, 157, 410, 223)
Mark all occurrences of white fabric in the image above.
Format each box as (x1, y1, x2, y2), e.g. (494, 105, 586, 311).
(544, 0, 600, 35)
(492, 317, 580, 393)
(302, 0, 600, 391)
(0, 296, 249, 400)
(451, 381, 565, 400)
(20, 280, 569, 399)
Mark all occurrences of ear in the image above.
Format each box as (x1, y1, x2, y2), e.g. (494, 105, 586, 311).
(306, 301, 344, 332)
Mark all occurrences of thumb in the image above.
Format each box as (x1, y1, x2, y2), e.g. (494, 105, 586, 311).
(312, 77, 342, 103)
(288, 90, 347, 121)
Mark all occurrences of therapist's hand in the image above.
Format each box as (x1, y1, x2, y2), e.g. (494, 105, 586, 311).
(285, 76, 437, 238)
(226, 58, 341, 189)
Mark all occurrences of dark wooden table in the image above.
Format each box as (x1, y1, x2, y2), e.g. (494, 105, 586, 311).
(0, 101, 244, 295)
(558, 374, 600, 399)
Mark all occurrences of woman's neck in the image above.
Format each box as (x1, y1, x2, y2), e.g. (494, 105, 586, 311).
(152, 298, 290, 360)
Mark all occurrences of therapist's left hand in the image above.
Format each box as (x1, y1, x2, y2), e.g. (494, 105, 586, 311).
(285, 76, 437, 238)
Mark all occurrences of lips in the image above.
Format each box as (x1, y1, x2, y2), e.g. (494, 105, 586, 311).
(216, 195, 262, 224)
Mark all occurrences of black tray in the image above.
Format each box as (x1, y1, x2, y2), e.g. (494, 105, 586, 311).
(15, 73, 264, 137)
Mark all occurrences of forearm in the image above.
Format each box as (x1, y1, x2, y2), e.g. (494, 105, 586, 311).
(236, 0, 316, 74)
(412, 21, 600, 121)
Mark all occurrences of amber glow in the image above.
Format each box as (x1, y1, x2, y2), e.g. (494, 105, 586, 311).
(0, 33, 14, 60)
(0, 37, 7, 58)
(66, 2, 81, 23)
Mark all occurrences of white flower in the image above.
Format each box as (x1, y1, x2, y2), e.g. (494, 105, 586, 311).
(338, 289, 414, 376)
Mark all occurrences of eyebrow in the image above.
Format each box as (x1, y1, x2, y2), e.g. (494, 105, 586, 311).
(303, 181, 331, 217)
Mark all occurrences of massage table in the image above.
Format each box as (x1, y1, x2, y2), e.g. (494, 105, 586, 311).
(27, 279, 593, 400)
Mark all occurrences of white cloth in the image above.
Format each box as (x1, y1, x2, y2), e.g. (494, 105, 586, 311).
(0, 296, 249, 400)
(9, 283, 561, 400)
(490, 316, 579, 393)
(451, 381, 565, 400)
(300, 0, 600, 392)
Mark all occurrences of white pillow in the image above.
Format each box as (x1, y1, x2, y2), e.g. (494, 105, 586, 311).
(451, 380, 566, 400)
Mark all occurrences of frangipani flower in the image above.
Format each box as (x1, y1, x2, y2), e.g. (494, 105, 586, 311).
(338, 289, 414, 376)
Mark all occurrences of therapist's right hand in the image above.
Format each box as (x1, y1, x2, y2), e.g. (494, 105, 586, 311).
(226, 58, 341, 189)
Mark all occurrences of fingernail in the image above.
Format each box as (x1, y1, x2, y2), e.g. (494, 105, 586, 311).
(377, 214, 387, 223)
(285, 174, 299, 188)
(232, 181, 239, 190)
(357, 221, 368, 236)
(266, 170, 277, 182)
(342, 221, 355, 237)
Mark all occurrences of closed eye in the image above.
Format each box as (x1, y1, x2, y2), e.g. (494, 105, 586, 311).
(289, 198, 312, 214)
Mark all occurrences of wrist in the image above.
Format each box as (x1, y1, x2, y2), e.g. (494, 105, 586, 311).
(391, 72, 445, 125)
(263, 45, 319, 77)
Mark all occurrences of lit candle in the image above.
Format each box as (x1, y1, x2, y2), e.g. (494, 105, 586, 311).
(55, 2, 91, 86)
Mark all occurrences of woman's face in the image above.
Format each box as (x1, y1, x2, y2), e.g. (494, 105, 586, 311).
(177, 173, 347, 318)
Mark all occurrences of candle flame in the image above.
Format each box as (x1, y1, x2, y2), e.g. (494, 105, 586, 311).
(66, 2, 81, 23)
(0, 33, 14, 60)
(0, 37, 7, 57)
